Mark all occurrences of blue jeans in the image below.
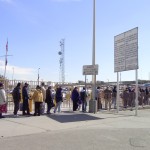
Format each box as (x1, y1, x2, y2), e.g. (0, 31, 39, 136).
(54, 101, 62, 113)
(112, 97, 116, 108)
(82, 100, 87, 112)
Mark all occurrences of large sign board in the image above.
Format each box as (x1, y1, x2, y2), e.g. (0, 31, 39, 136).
(114, 27, 139, 72)
(83, 64, 98, 75)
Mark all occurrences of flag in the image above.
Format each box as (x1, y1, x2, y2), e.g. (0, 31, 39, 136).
(6, 40, 8, 52)
(5, 39, 8, 66)
(5, 58, 7, 66)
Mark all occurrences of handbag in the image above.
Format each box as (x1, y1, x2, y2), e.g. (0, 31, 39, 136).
(0, 103, 7, 113)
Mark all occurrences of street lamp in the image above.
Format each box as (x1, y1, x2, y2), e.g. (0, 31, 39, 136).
(38, 68, 40, 85)
(92, 0, 96, 101)
(89, 0, 96, 113)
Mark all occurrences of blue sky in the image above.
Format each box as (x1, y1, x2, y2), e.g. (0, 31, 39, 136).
(0, 0, 150, 83)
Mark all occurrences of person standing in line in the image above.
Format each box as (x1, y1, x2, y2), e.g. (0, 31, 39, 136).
(80, 87, 87, 112)
(32, 85, 43, 116)
(71, 87, 79, 111)
(12, 82, 21, 116)
(41, 82, 46, 101)
(130, 88, 136, 111)
(45, 86, 53, 114)
(145, 87, 149, 105)
(141, 88, 145, 107)
(54, 86, 63, 113)
(22, 83, 30, 115)
(104, 87, 112, 111)
(0, 82, 7, 118)
(112, 86, 117, 109)
(122, 88, 129, 109)
(41, 82, 46, 114)
(95, 86, 102, 110)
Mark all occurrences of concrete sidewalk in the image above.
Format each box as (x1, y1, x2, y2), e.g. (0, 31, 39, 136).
(0, 109, 150, 150)
(1, 108, 150, 138)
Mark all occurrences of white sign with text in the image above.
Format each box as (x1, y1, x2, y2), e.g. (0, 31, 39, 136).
(114, 27, 139, 72)
(83, 64, 98, 75)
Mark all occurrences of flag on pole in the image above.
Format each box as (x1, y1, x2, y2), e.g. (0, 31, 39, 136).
(6, 40, 8, 52)
(5, 59, 7, 66)
(5, 40, 8, 66)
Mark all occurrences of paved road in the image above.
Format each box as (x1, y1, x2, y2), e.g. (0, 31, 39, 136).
(0, 109, 150, 150)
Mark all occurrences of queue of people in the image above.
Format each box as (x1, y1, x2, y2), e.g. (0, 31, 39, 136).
(1, 81, 150, 119)
(71, 85, 150, 112)
(0, 82, 64, 118)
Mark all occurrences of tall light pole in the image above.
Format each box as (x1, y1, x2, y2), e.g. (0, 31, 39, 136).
(92, 0, 96, 101)
(58, 39, 65, 83)
(38, 68, 40, 85)
(89, 0, 97, 113)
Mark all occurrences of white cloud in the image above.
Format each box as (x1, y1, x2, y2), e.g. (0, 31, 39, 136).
(0, 60, 36, 80)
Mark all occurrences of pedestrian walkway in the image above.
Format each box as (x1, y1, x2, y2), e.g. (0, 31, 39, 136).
(1, 108, 150, 138)
(1, 108, 150, 150)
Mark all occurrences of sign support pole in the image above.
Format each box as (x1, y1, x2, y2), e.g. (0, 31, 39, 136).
(85, 75, 87, 94)
(117, 72, 120, 113)
(135, 69, 138, 116)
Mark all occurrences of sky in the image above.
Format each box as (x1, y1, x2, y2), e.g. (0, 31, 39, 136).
(0, 0, 150, 83)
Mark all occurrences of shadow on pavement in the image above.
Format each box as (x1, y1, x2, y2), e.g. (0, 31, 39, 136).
(47, 113, 104, 123)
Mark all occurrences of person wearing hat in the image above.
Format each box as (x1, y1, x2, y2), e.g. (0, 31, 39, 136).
(0, 82, 7, 118)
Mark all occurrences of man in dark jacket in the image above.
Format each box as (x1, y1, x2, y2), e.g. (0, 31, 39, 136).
(13, 82, 21, 116)
(54, 86, 63, 113)
(112, 86, 117, 109)
(45, 86, 53, 114)
(71, 87, 79, 111)
(22, 83, 30, 115)
(80, 87, 87, 112)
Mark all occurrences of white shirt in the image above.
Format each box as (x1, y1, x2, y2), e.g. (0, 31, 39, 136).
(0, 88, 7, 105)
(41, 86, 46, 101)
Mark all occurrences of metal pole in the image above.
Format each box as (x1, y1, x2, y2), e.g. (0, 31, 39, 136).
(38, 68, 40, 85)
(117, 72, 120, 113)
(85, 75, 87, 94)
(92, 0, 96, 101)
(135, 69, 138, 116)
(91, 0, 96, 114)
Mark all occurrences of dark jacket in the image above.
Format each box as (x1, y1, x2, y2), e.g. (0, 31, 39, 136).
(12, 86, 21, 102)
(55, 87, 63, 103)
(45, 88, 52, 103)
(71, 88, 79, 101)
(22, 86, 29, 101)
(80, 90, 86, 101)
